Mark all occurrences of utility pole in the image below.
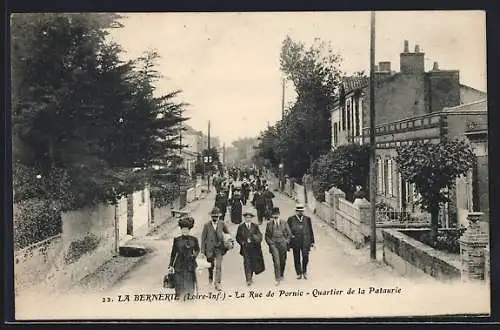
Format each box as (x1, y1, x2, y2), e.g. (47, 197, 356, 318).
(280, 79, 285, 191)
(281, 78, 286, 119)
(207, 120, 211, 192)
(369, 11, 377, 260)
(178, 123, 182, 201)
(223, 142, 226, 167)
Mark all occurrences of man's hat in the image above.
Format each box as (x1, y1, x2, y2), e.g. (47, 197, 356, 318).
(210, 207, 221, 216)
(295, 204, 305, 211)
(243, 212, 255, 217)
(271, 207, 280, 216)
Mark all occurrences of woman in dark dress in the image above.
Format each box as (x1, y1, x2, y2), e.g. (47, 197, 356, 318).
(230, 190, 244, 224)
(168, 217, 200, 299)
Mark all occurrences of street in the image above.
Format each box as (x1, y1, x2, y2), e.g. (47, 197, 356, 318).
(15, 188, 489, 320)
(112, 190, 412, 293)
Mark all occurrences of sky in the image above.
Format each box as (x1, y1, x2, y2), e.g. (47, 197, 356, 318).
(108, 11, 486, 145)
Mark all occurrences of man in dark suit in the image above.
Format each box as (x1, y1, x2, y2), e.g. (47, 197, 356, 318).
(287, 204, 315, 280)
(236, 212, 265, 286)
(200, 207, 230, 291)
(265, 207, 292, 286)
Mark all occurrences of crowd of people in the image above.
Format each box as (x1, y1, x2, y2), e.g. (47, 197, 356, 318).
(166, 168, 316, 300)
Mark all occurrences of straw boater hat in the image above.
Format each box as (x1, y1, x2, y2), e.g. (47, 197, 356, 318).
(242, 211, 255, 217)
(210, 207, 222, 217)
(178, 216, 195, 229)
(295, 204, 305, 211)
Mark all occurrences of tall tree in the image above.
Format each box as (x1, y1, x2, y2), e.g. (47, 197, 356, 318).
(395, 138, 476, 243)
(11, 13, 188, 210)
(255, 36, 343, 179)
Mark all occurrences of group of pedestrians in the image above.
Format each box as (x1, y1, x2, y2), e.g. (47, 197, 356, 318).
(166, 171, 315, 300)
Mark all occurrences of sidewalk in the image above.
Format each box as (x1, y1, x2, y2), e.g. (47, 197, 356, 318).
(69, 195, 205, 294)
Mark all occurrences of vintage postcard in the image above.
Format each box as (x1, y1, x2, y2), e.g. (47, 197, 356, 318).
(11, 11, 489, 320)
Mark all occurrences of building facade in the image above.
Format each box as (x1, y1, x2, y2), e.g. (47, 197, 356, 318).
(330, 40, 488, 227)
(331, 40, 487, 148)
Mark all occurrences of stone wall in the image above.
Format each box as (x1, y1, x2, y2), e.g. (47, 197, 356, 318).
(14, 187, 153, 295)
(382, 228, 461, 282)
(14, 234, 63, 295)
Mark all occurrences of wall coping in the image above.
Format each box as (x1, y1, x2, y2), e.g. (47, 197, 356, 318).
(382, 228, 461, 269)
(15, 234, 62, 257)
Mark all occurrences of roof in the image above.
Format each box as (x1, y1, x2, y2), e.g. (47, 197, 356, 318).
(342, 76, 369, 94)
(443, 99, 487, 112)
(460, 84, 487, 95)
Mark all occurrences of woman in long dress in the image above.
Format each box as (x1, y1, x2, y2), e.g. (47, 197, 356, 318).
(230, 190, 244, 224)
(168, 217, 200, 299)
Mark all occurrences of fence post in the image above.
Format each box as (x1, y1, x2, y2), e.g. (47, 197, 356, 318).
(459, 212, 488, 282)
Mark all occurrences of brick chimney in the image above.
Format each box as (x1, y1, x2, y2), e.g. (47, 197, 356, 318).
(378, 61, 391, 72)
(375, 61, 392, 81)
(400, 40, 425, 74)
(425, 61, 460, 112)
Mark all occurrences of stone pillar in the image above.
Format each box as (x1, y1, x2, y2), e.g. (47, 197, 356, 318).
(484, 245, 490, 284)
(357, 199, 371, 225)
(459, 212, 488, 282)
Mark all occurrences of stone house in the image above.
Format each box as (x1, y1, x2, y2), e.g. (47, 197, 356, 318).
(330, 40, 488, 227)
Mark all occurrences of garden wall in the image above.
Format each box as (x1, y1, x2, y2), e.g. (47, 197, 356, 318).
(382, 228, 461, 282)
(14, 234, 63, 295)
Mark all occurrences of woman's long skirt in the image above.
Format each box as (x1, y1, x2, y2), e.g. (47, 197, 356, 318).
(174, 270, 197, 299)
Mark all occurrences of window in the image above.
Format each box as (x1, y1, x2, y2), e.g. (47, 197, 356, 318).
(141, 190, 145, 204)
(346, 99, 351, 132)
(341, 100, 346, 131)
(387, 159, 394, 196)
(355, 99, 360, 136)
(333, 123, 338, 146)
(377, 158, 383, 194)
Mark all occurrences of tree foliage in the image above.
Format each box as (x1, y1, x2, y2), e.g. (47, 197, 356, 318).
(311, 144, 371, 202)
(255, 36, 343, 179)
(395, 137, 476, 243)
(11, 13, 188, 211)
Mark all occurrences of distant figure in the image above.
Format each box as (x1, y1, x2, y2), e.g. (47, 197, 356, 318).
(262, 185, 275, 220)
(265, 207, 292, 286)
(353, 185, 367, 205)
(230, 190, 244, 224)
(251, 188, 266, 225)
(236, 212, 265, 286)
(215, 191, 228, 220)
(168, 217, 200, 299)
(241, 179, 250, 205)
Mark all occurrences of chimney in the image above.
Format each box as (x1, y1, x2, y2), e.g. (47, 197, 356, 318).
(432, 61, 439, 71)
(404, 40, 409, 53)
(378, 61, 391, 72)
(400, 40, 425, 74)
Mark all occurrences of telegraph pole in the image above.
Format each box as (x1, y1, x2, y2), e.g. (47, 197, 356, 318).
(178, 123, 182, 200)
(369, 11, 377, 260)
(207, 120, 211, 192)
(281, 78, 286, 119)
